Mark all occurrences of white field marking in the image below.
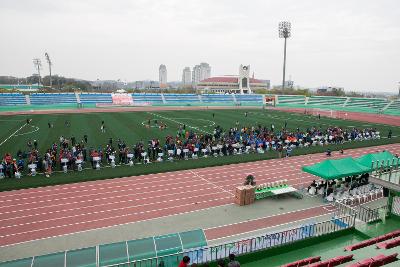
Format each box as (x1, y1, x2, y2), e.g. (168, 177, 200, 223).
(147, 112, 212, 134)
(0, 196, 232, 239)
(189, 170, 234, 196)
(0, 142, 398, 203)
(0, 191, 228, 229)
(0, 123, 27, 146)
(14, 125, 40, 137)
(207, 212, 332, 243)
(252, 111, 385, 128)
(204, 204, 329, 231)
(0, 203, 234, 249)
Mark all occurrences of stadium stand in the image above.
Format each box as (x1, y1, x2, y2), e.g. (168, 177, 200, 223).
(281, 256, 322, 267)
(201, 94, 234, 103)
(235, 94, 263, 104)
(344, 230, 400, 251)
(277, 95, 306, 105)
(308, 255, 353, 267)
(132, 93, 163, 104)
(0, 93, 27, 105)
(344, 97, 389, 110)
(30, 93, 77, 105)
(307, 96, 347, 106)
(79, 93, 112, 104)
(347, 253, 398, 267)
(163, 94, 199, 103)
(376, 237, 400, 249)
(386, 100, 400, 112)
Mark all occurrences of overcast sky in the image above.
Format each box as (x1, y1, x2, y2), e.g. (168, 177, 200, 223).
(1, 0, 399, 92)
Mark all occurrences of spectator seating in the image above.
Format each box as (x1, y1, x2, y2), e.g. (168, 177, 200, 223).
(377, 237, 400, 249)
(236, 94, 263, 104)
(307, 96, 347, 106)
(345, 97, 389, 110)
(344, 230, 400, 251)
(308, 254, 353, 267)
(386, 100, 400, 112)
(281, 256, 321, 267)
(132, 93, 163, 104)
(347, 253, 398, 267)
(0, 93, 27, 105)
(163, 94, 199, 103)
(79, 93, 112, 104)
(30, 93, 77, 105)
(277, 95, 306, 105)
(201, 94, 234, 103)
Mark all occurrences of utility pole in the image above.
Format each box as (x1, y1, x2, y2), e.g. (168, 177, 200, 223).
(279, 21, 292, 90)
(45, 52, 53, 89)
(33, 58, 42, 88)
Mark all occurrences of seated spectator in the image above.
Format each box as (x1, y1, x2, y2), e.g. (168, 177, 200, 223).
(228, 254, 240, 267)
(178, 256, 190, 267)
(217, 259, 226, 267)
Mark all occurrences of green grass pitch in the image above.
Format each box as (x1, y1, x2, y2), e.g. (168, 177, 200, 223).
(0, 109, 399, 191)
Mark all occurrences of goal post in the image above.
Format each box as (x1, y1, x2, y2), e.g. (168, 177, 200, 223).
(311, 108, 338, 118)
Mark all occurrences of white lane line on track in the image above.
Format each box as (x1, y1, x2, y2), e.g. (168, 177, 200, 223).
(0, 196, 232, 239)
(0, 192, 228, 229)
(204, 204, 330, 231)
(0, 123, 27, 146)
(207, 212, 332, 243)
(0, 175, 312, 219)
(0, 165, 308, 204)
(189, 170, 235, 196)
(0, 202, 235, 248)
(0, 142, 398, 201)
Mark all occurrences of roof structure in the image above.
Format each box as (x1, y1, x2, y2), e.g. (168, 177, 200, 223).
(199, 77, 264, 83)
(302, 157, 371, 180)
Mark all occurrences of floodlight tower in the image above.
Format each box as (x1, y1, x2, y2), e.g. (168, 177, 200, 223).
(45, 52, 52, 88)
(33, 58, 42, 88)
(279, 21, 291, 90)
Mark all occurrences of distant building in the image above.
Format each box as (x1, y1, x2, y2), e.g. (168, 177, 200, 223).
(196, 65, 269, 94)
(182, 67, 191, 85)
(159, 64, 167, 85)
(316, 86, 344, 95)
(192, 63, 211, 85)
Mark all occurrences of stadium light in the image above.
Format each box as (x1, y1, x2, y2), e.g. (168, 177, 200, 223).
(45, 52, 53, 89)
(33, 58, 42, 88)
(279, 21, 291, 90)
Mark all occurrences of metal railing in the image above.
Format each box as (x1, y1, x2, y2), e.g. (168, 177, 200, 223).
(104, 214, 355, 267)
(334, 199, 387, 223)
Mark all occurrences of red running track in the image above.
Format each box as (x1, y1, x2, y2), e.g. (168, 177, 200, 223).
(0, 143, 399, 247)
(204, 205, 330, 241)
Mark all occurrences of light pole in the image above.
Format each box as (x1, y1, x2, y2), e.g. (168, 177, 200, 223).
(45, 52, 52, 89)
(33, 58, 42, 88)
(279, 21, 291, 90)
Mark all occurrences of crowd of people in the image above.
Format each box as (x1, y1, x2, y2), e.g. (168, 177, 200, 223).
(0, 118, 386, 178)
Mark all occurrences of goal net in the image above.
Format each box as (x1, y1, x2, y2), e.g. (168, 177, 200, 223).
(310, 108, 338, 119)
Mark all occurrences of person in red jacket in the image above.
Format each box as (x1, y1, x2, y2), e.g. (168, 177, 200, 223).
(178, 256, 190, 267)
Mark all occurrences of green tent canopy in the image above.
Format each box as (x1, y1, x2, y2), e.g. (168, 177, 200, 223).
(356, 151, 399, 170)
(302, 157, 371, 180)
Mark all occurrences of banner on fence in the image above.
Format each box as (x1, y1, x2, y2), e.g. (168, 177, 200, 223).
(184, 223, 316, 263)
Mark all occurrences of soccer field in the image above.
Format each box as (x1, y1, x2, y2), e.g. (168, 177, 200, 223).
(0, 109, 399, 191)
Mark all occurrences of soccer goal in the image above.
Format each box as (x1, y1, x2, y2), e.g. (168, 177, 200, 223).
(311, 108, 338, 119)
